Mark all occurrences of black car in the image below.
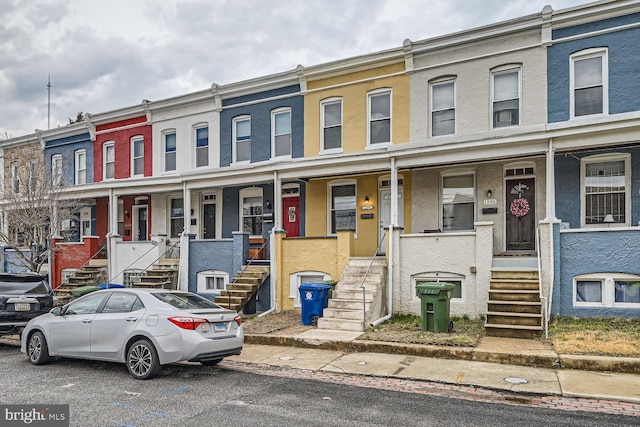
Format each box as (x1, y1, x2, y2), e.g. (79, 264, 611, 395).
(0, 273, 54, 336)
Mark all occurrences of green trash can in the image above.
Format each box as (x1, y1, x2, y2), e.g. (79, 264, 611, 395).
(415, 282, 455, 333)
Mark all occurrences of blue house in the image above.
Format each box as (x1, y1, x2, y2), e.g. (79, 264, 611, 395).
(546, 4, 640, 317)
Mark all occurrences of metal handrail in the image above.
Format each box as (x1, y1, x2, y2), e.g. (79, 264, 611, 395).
(361, 233, 388, 331)
(107, 239, 180, 287)
(227, 239, 268, 309)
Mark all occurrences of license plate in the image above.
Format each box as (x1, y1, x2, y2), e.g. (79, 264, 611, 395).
(14, 303, 31, 311)
(214, 322, 227, 332)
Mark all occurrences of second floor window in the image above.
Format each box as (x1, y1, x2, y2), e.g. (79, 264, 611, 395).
(11, 163, 20, 193)
(75, 149, 86, 184)
(273, 109, 291, 157)
(164, 132, 176, 172)
(131, 137, 144, 176)
(571, 49, 607, 118)
(103, 142, 115, 180)
(368, 90, 391, 145)
(234, 116, 251, 163)
(492, 69, 520, 128)
(51, 154, 62, 187)
(195, 127, 208, 167)
(28, 161, 38, 192)
(431, 80, 455, 137)
(321, 98, 342, 152)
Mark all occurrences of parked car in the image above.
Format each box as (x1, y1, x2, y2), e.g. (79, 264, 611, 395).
(20, 288, 244, 379)
(0, 273, 54, 337)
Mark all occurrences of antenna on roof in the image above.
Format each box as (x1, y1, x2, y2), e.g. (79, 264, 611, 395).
(47, 73, 52, 129)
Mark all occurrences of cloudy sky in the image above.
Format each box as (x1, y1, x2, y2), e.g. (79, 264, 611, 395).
(1, 0, 589, 138)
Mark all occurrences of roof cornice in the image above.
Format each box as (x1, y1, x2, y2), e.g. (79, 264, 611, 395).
(215, 68, 302, 99)
(547, 0, 640, 31)
(300, 47, 405, 81)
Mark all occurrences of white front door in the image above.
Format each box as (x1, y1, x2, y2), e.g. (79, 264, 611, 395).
(378, 189, 403, 255)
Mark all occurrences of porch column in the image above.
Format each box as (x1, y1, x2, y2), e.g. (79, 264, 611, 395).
(183, 182, 192, 234)
(390, 157, 398, 226)
(474, 221, 494, 318)
(273, 171, 283, 231)
(107, 189, 119, 282)
(544, 138, 557, 222)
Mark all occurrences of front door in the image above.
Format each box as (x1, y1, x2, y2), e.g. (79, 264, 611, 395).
(378, 189, 404, 255)
(505, 178, 535, 251)
(282, 196, 300, 237)
(203, 203, 216, 239)
(133, 206, 148, 241)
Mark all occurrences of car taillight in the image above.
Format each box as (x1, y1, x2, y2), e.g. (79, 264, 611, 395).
(168, 316, 208, 330)
(234, 316, 242, 326)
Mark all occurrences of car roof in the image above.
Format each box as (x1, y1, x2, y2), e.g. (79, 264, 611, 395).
(0, 273, 47, 282)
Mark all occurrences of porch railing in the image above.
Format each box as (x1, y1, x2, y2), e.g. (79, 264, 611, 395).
(227, 239, 268, 310)
(361, 233, 388, 331)
(107, 239, 180, 286)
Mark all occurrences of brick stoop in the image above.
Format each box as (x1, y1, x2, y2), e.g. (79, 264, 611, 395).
(216, 265, 270, 313)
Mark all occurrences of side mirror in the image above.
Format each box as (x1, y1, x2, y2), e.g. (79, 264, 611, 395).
(50, 307, 62, 316)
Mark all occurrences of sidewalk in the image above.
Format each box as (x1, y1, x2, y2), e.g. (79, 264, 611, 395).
(239, 328, 640, 404)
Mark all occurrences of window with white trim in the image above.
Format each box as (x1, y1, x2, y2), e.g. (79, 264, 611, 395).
(581, 154, 630, 226)
(61, 268, 79, 285)
(233, 116, 251, 163)
(368, 90, 391, 146)
(321, 98, 342, 152)
(574, 273, 640, 307)
(272, 108, 291, 157)
(197, 270, 230, 294)
(430, 80, 456, 137)
(414, 273, 464, 301)
(240, 187, 263, 236)
(571, 49, 608, 118)
(164, 131, 176, 172)
(170, 198, 184, 238)
(195, 126, 209, 167)
(28, 160, 38, 192)
(11, 162, 19, 194)
(491, 67, 520, 128)
(290, 271, 331, 307)
(75, 149, 86, 184)
(103, 142, 115, 180)
(51, 154, 63, 187)
(131, 137, 144, 176)
(442, 173, 475, 231)
(329, 181, 356, 234)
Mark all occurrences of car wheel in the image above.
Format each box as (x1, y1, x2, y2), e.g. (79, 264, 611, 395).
(127, 339, 161, 380)
(199, 359, 222, 366)
(28, 331, 51, 365)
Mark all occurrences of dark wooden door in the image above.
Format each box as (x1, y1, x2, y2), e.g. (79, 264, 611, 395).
(506, 178, 535, 251)
(282, 196, 300, 237)
(203, 204, 216, 239)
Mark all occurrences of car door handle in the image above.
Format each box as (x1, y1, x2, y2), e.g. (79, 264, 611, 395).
(125, 317, 138, 322)
(81, 319, 92, 323)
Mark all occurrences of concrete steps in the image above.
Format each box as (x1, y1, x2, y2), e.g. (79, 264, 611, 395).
(215, 265, 269, 314)
(54, 259, 108, 305)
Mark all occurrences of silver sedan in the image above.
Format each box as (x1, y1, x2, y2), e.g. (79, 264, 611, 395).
(20, 288, 244, 379)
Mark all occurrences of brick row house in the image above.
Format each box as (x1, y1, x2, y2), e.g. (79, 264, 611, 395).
(1, 1, 638, 335)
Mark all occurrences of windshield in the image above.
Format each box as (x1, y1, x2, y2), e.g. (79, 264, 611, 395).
(152, 292, 222, 310)
(0, 277, 49, 295)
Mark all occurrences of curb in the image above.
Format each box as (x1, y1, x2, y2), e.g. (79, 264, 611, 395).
(245, 334, 640, 374)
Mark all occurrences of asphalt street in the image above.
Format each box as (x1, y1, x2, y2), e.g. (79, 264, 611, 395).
(0, 342, 637, 427)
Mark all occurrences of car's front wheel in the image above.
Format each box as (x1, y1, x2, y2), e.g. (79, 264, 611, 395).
(126, 339, 161, 380)
(28, 331, 51, 365)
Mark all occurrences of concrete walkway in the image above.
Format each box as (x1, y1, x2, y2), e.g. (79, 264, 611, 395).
(238, 329, 640, 404)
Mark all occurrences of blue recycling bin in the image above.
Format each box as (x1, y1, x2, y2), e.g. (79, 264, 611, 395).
(299, 283, 332, 326)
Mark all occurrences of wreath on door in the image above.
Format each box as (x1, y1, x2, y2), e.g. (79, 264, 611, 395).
(510, 197, 530, 217)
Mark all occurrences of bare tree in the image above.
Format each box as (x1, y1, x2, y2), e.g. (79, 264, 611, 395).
(68, 112, 84, 124)
(0, 150, 85, 273)
(0, 130, 14, 140)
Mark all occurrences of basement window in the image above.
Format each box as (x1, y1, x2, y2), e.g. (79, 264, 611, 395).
(290, 271, 331, 308)
(197, 270, 229, 294)
(574, 273, 640, 307)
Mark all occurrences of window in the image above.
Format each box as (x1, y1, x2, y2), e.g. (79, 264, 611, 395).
(64, 292, 106, 315)
(170, 198, 184, 238)
(11, 163, 19, 194)
(290, 271, 331, 307)
(330, 182, 356, 234)
(28, 161, 38, 192)
(442, 173, 475, 231)
(51, 154, 63, 187)
(195, 126, 208, 167)
(233, 116, 251, 163)
(574, 274, 640, 307)
(197, 270, 230, 294)
(581, 154, 629, 226)
(415, 274, 464, 301)
(431, 80, 455, 137)
(272, 108, 291, 157)
(571, 49, 608, 118)
(131, 137, 144, 176)
(164, 132, 176, 172)
(240, 189, 263, 236)
(123, 269, 145, 287)
(103, 142, 115, 180)
(492, 68, 520, 128)
(61, 268, 79, 285)
(75, 149, 86, 184)
(368, 90, 391, 145)
(102, 293, 144, 313)
(321, 98, 342, 152)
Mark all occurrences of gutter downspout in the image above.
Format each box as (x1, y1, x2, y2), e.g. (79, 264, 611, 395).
(371, 157, 397, 327)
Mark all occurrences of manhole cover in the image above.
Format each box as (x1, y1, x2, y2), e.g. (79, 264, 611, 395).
(279, 356, 296, 361)
(504, 377, 528, 384)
